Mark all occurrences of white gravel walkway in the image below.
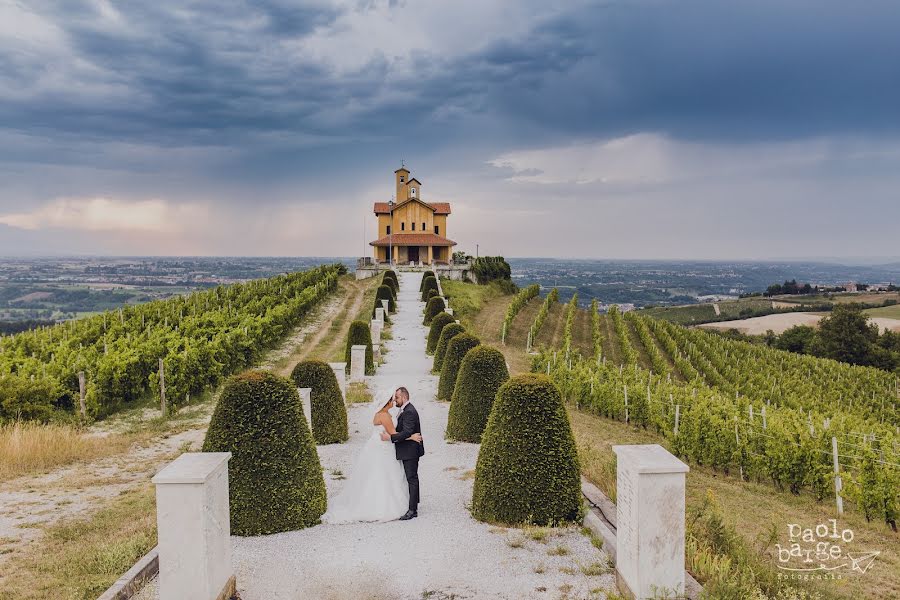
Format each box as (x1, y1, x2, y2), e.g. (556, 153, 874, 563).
(140, 272, 614, 600)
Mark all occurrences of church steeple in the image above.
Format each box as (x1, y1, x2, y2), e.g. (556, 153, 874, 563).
(394, 164, 410, 201)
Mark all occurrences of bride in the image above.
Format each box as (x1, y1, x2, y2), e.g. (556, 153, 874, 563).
(322, 390, 412, 524)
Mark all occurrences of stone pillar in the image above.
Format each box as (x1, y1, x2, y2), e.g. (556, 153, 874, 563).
(372, 341, 381, 362)
(612, 444, 689, 600)
(298, 387, 312, 431)
(374, 307, 385, 324)
(381, 298, 389, 313)
(328, 362, 347, 401)
(151, 453, 235, 600)
(446, 307, 454, 316)
(350, 345, 367, 382)
(370, 319, 382, 344)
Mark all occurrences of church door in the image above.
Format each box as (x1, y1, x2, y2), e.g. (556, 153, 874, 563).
(408, 246, 420, 263)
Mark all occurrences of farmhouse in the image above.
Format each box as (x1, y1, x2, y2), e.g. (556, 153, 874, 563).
(370, 166, 456, 265)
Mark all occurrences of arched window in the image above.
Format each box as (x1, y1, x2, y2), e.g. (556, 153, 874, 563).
(410, 187, 417, 197)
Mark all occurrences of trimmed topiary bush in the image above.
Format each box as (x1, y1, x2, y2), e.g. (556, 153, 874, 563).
(426, 312, 455, 354)
(371, 298, 390, 323)
(423, 296, 446, 325)
(433, 322, 465, 372)
(446, 346, 510, 442)
(376, 284, 396, 312)
(471, 374, 581, 525)
(290, 360, 348, 444)
(344, 320, 375, 375)
(437, 333, 480, 401)
(421, 276, 438, 301)
(202, 370, 326, 535)
(419, 271, 435, 292)
(425, 288, 438, 301)
(383, 269, 399, 291)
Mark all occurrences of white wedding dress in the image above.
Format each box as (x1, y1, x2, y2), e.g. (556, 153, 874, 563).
(322, 418, 410, 524)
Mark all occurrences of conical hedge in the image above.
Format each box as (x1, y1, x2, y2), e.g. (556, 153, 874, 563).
(425, 288, 438, 301)
(202, 371, 326, 535)
(419, 271, 435, 292)
(472, 374, 581, 525)
(423, 296, 446, 325)
(426, 312, 455, 355)
(344, 320, 375, 375)
(291, 360, 348, 444)
(383, 270, 399, 294)
(376, 284, 396, 312)
(437, 333, 480, 401)
(446, 346, 510, 442)
(433, 322, 465, 373)
(421, 276, 438, 301)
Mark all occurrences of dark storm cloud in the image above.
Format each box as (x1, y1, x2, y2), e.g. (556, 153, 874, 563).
(4, 0, 899, 170)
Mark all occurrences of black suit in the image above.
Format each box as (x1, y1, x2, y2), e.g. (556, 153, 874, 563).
(391, 403, 424, 512)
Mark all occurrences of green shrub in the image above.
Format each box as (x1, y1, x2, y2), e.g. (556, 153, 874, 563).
(423, 296, 446, 325)
(426, 312, 455, 354)
(472, 374, 580, 525)
(472, 256, 512, 284)
(426, 288, 438, 301)
(446, 346, 510, 442)
(433, 322, 465, 372)
(290, 360, 348, 444)
(344, 320, 374, 375)
(383, 270, 399, 294)
(419, 271, 435, 292)
(376, 285, 396, 312)
(421, 276, 438, 301)
(202, 371, 326, 535)
(437, 333, 480, 401)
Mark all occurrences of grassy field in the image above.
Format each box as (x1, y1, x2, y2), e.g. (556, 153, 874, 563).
(449, 278, 899, 600)
(864, 303, 900, 319)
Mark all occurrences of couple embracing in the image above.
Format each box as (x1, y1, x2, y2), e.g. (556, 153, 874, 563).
(322, 386, 424, 524)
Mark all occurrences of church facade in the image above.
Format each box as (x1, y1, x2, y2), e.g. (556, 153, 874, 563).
(370, 167, 456, 265)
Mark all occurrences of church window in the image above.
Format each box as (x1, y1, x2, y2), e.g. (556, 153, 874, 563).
(401, 222, 405, 231)
(434, 225, 439, 235)
(400, 176, 405, 182)
(410, 187, 417, 196)
(386, 225, 391, 235)
(412, 222, 416, 231)
(422, 222, 426, 231)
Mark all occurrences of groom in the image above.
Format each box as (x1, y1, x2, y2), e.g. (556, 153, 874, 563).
(381, 386, 424, 520)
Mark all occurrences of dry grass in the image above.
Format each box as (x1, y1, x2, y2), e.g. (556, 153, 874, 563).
(0, 483, 157, 599)
(346, 382, 373, 404)
(0, 422, 132, 482)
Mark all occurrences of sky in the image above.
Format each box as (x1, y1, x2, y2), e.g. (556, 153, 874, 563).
(1, 0, 899, 260)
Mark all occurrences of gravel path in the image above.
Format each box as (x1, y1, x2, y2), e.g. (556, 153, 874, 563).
(141, 272, 614, 600)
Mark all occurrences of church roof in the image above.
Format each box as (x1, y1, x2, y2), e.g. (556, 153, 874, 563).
(374, 201, 451, 215)
(407, 177, 421, 185)
(369, 233, 457, 247)
(394, 167, 410, 173)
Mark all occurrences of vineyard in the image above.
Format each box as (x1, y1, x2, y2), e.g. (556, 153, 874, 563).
(0, 264, 344, 422)
(510, 293, 900, 528)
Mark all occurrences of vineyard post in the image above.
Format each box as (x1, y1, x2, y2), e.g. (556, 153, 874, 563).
(832, 437, 843, 515)
(674, 405, 680, 435)
(159, 358, 167, 415)
(624, 385, 629, 424)
(78, 371, 86, 417)
(546, 362, 550, 375)
(734, 417, 743, 480)
(762, 405, 767, 429)
(501, 322, 507, 346)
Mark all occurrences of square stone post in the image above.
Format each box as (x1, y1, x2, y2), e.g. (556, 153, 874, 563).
(298, 387, 312, 431)
(350, 344, 367, 382)
(612, 444, 689, 600)
(370, 319, 383, 344)
(381, 298, 389, 313)
(151, 453, 235, 600)
(328, 362, 347, 401)
(445, 307, 454, 316)
(374, 307, 385, 324)
(372, 340, 381, 362)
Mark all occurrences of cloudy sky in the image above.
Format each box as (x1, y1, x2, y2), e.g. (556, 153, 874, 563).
(1, 0, 899, 259)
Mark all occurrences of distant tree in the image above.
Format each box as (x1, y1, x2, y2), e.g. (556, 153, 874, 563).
(815, 305, 879, 366)
(774, 325, 817, 354)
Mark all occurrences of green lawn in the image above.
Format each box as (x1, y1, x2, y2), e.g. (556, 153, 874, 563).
(863, 304, 900, 319)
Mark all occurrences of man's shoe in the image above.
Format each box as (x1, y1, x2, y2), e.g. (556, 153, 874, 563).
(399, 510, 418, 521)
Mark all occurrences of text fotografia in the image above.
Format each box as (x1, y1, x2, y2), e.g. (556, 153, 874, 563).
(774, 520, 880, 577)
